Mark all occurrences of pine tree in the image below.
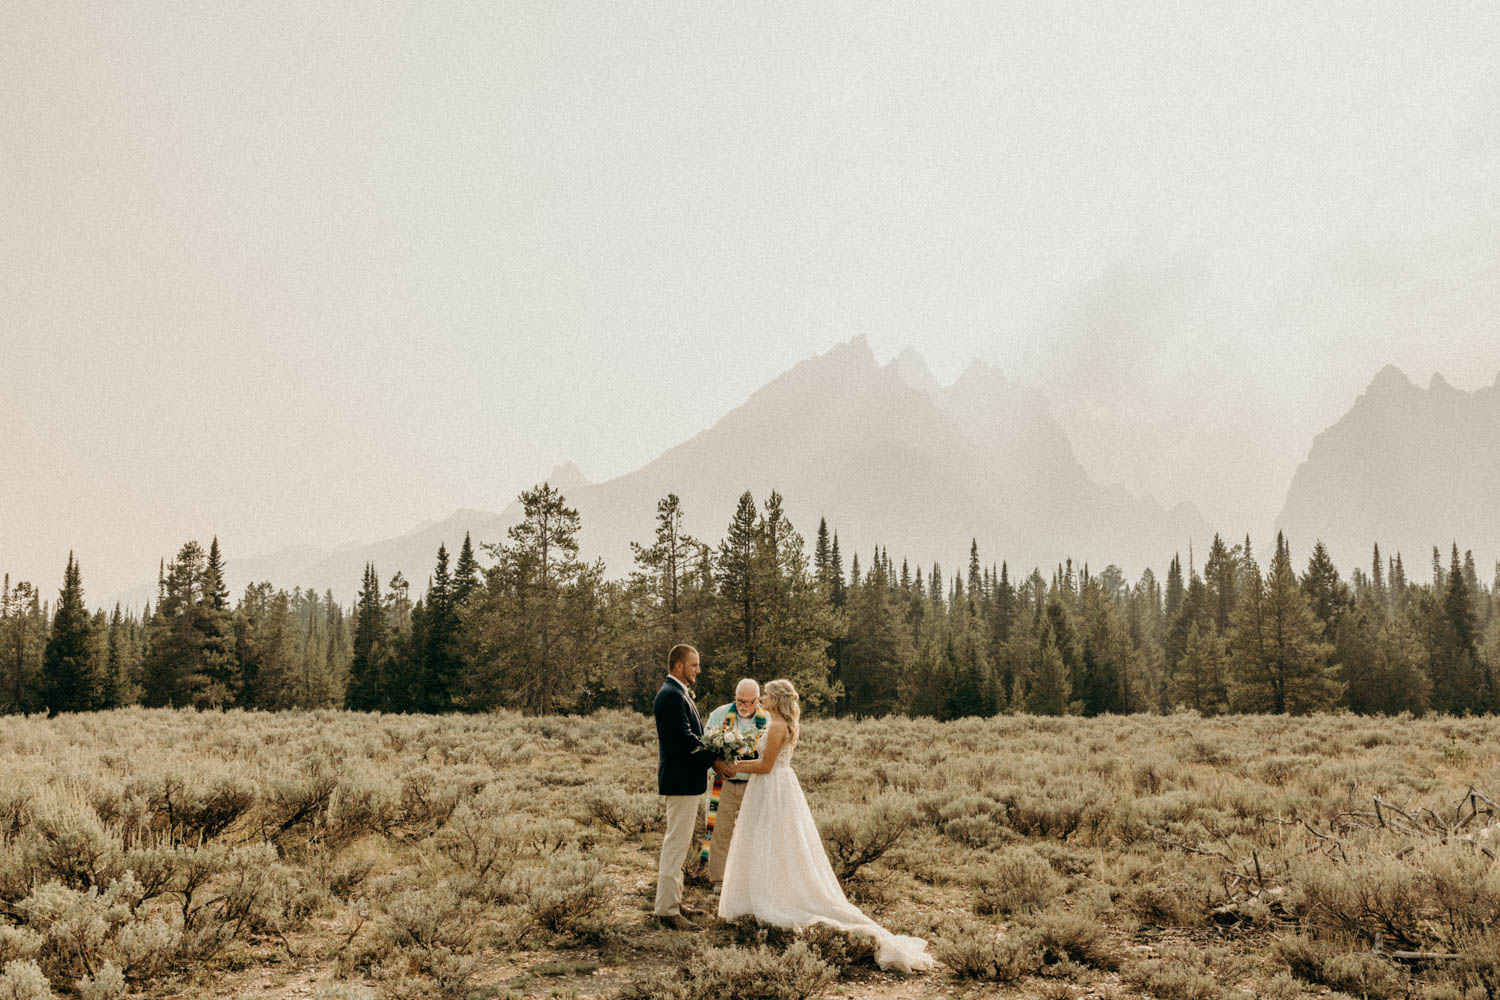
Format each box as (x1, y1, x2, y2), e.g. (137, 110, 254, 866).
(453, 532, 481, 607)
(750, 492, 841, 710)
(1164, 554, 1184, 624)
(197, 537, 238, 706)
(41, 554, 97, 713)
(1171, 620, 1226, 713)
(102, 604, 125, 708)
(1371, 543, 1387, 608)
(143, 541, 240, 707)
(2, 577, 43, 713)
(1301, 541, 1348, 633)
(1203, 534, 1238, 633)
(465, 484, 607, 714)
(1337, 605, 1430, 715)
(345, 564, 386, 711)
(967, 540, 983, 618)
(422, 543, 461, 711)
(1429, 544, 1488, 714)
(1229, 533, 1340, 713)
(829, 534, 847, 609)
(841, 551, 913, 716)
(322, 590, 348, 706)
(1026, 620, 1071, 716)
(715, 491, 763, 681)
(1078, 579, 1139, 715)
(622, 494, 716, 710)
(814, 519, 832, 588)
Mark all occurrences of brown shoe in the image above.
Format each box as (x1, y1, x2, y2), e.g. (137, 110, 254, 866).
(677, 902, 703, 917)
(654, 913, 698, 931)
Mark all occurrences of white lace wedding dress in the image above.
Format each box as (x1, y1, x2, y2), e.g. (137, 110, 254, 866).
(716, 732, 935, 972)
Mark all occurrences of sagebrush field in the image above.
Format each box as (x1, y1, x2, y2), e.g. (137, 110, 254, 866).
(2, 708, 1498, 1000)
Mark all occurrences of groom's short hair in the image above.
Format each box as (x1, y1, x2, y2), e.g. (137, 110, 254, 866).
(667, 643, 698, 671)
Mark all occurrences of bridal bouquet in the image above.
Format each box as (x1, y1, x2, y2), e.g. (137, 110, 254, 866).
(700, 726, 755, 762)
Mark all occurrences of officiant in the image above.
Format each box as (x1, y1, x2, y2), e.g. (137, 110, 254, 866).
(696, 678, 768, 887)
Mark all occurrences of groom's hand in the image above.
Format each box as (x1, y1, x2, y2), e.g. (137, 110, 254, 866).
(712, 760, 735, 778)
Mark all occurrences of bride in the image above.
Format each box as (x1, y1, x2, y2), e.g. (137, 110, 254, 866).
(717, 679, 935, 973)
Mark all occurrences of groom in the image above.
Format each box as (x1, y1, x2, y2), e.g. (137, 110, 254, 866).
(653, 643, 733, 930)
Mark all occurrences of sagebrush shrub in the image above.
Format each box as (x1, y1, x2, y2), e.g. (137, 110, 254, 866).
(934, 919, 1043, 982)
(313, 981, 376, 1000)
(378, 881, 481, 993)
(325, 770, 403, 846)
(128, 765, 256, 844)
(397, 766, 464, 829)
(580, 787, 660, 835)
(13, 800, 120, 895)
(971, 845, 1061, 915)
(0, 961, 56, 1000)
(622, 941, 836, 1000)
(503, 847, 613, 940)
(1120, 946, 1231, 1000)
(1029, 906, 1116, 969)
(796, 923, 878, 970)
(1288, 849, 1429, 949)
(816, 793, 920, 879)
(76, 961, 126, 1000)
(113, 915, 180, 980)
(0, 928, 41, 968)
(262, 757, 340, 842)
(15, 877, 139, 984)
(1276, 935, 1405, 999)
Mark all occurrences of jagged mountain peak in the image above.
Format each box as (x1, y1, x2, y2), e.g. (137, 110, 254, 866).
(887, 346, 940, 395)
(1278, 362, 1500, 571)
(818, 334, 878, 369)
(1366, 364, 1416, 396)
(545, 462, 590, 492)
(949, 357, 1010, 388)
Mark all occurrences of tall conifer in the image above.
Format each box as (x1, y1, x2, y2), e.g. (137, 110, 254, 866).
(42, 553, 96, 713)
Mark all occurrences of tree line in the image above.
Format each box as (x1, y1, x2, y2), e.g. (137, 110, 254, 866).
(4, 486, 1497, 717)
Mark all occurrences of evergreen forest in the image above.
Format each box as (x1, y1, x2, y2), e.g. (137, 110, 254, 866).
(4, 486, 1497, 718)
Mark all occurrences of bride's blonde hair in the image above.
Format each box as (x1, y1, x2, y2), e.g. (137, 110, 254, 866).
(761, 679, 800, 745)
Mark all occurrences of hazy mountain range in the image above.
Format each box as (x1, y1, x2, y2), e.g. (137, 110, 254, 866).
(1277, 364, 1500, 574)
(106, 345, 1498, 607)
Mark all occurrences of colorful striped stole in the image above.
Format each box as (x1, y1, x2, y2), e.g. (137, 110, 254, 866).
(698, 705, 769, 864)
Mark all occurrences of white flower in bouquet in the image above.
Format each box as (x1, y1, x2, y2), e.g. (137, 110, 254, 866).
(700, 726, 752, 761)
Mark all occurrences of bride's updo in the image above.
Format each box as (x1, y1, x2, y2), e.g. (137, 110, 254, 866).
(762, 679, 800, 745)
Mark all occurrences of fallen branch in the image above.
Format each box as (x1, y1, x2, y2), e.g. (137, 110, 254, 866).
(1154, 834, 1233, 863)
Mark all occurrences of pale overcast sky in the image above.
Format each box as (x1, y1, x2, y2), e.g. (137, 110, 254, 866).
(4, 1, 1498, 600)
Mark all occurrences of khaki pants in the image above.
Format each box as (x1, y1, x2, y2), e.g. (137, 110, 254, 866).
(654, 794, 702, 916)
(707, 779, 749, 883)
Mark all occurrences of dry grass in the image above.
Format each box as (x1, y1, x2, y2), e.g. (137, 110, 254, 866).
(1, 708, 1498, 999)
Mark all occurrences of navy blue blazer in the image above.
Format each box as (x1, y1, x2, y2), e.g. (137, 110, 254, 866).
(654, 678, 715, 796)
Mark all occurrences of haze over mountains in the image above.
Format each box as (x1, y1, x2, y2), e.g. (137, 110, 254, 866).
(109, 338, 1213, 605)
(1277, 365, 1500, 574)
(102, 347, 1500, 609)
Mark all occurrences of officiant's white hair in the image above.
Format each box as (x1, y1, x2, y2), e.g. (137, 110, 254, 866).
(735, 678, 759, 697)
